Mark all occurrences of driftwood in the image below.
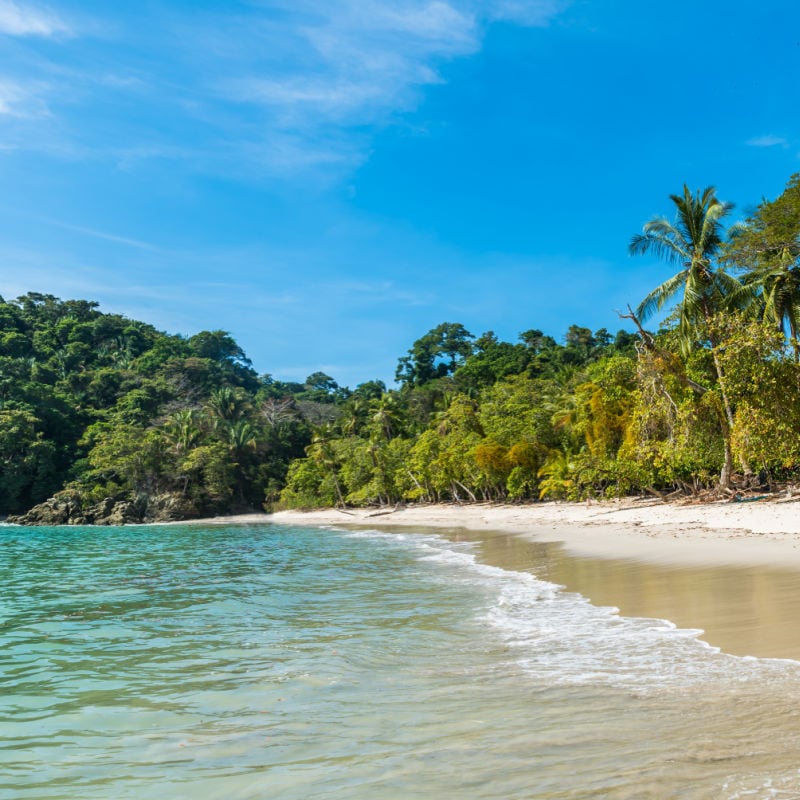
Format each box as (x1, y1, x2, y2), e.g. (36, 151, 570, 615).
(594, 499, 664, 515)
(366, 504, 404, 518)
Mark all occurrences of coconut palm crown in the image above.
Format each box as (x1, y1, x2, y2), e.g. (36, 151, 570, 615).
(630, 185, 744, 347)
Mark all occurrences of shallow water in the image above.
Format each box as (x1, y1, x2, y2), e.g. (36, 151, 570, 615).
(3, 522, 800, 798)
(461, 529, 800, 661)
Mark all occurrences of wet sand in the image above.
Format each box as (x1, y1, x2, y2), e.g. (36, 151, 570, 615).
(457, 529, 800, 661)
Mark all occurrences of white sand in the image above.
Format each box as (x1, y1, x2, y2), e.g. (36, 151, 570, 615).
(258, 499, 800, 568)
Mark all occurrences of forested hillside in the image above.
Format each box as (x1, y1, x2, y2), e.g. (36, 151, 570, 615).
(5, 175, 800, 522)
(0, 294, 322, 522)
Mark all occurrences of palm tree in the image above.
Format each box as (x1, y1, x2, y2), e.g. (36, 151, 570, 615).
(225, 419, 259, 457)
(746, 248, 800, 360)
(206, 387, 250, 424)
(629, 185, 750, 488)
(726, 222, 800, 359)
(369, 394, 403, 441)
(722, 172, 800, 358)
(163, 409, 201, 456)
(224, 419, 260, 505)
(339, 397, 368, 438)
(306, 426, 345, 507)
(631, 185, 744, 340)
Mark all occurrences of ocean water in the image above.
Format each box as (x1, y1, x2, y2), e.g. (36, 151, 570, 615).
(3, 522, 800, 799)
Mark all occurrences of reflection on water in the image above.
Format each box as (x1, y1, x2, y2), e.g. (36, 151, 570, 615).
(464, 529, 800, 661)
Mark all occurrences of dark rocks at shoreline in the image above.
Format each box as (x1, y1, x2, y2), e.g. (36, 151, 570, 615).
(7, 491, 203, 526)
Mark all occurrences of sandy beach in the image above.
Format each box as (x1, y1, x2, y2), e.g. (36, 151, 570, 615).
(236, 497, 800, 568)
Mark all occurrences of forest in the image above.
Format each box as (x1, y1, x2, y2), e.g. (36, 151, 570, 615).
(4, 174, 800, 522)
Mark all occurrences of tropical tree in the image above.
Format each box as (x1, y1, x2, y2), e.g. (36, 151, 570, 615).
(631, 186, 744, 339)
(396, 322, 475, 387)
(224, 419, 261, 504)
(206, 386, 251, 424)
(162, 409, 202, 456)
(723, 173, 800, 359)
(629, 185, 750, 488)
(368, 393, 403, 441)
(747, 249, 800, 360)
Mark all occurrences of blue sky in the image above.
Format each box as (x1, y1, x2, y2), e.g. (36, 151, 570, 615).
(0, 0, 798, 387)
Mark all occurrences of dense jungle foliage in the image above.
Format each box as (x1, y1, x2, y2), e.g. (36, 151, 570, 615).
(279, 174, 800, 507)
(5, 174, 800, 520)
(0, 294, 325, 520)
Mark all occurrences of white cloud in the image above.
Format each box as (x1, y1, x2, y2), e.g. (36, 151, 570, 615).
(379, 1, 476, 40)
(0, 0, 70, 37)
(0, 78, 48, 117)
(232, 77, 387, 119)
(100, 74, 145, 90)
(257, 2, 561, 122)
(208, 0, 565, 177)
(0, 81, 19, 115)
(0, 0, 570, 180)
(221, 1, 480, 130)
(485, 0, 570, 26)
(746, 134, 788, 148)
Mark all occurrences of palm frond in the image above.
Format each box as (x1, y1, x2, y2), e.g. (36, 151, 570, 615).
(726, 220, 750, 241)
(635, 269, 687, 321)
(717, 274, 761, 315)
(629, 231, 688, 265)
(681, 271, 705, 315)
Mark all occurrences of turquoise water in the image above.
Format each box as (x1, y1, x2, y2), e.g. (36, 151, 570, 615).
(3, 522, 800, 799)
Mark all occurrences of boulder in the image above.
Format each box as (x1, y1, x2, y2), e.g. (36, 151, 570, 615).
(142, 493, 201, 523)
(7, 490, 87, 525)
(86, 498, 143, 525)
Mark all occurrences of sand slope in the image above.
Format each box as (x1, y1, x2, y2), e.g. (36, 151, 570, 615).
(264, 499, 800, 567)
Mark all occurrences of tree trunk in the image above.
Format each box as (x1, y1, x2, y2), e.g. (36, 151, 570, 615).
(454, 479, 477, 503)
(329, 469, 345, 508)
(709, 335, 752, 485)
(719, 428, 734, 490)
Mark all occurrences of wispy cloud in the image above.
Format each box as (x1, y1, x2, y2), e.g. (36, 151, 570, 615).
(0, 78, 49, 117)
(486, 0, 572, 26)
(332, 278, 435, 307)
(44, 219, 160, 251)
(0, 0, 70, 37)
(198, 1, 569, 177)
(0, 1, 571, 179)
(747, 134, 788, 148)
(214, 1, 481, 141)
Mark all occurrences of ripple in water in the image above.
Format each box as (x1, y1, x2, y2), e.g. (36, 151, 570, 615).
(2, 522, 800, 799)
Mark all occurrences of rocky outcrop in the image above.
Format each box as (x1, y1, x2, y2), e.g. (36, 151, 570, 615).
(85, 496, 143, 525)
(7, 490, 86, 525)
(140, 493, 201, 523)
(7, 491, 204, 526)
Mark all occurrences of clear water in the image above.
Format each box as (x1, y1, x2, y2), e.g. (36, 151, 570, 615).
(3, 522, 800, 799)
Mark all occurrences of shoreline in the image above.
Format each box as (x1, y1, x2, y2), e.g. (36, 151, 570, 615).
(222, 500, 800, 659)
(10, 500, 800, 659)
(260, 499, 800, 568)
